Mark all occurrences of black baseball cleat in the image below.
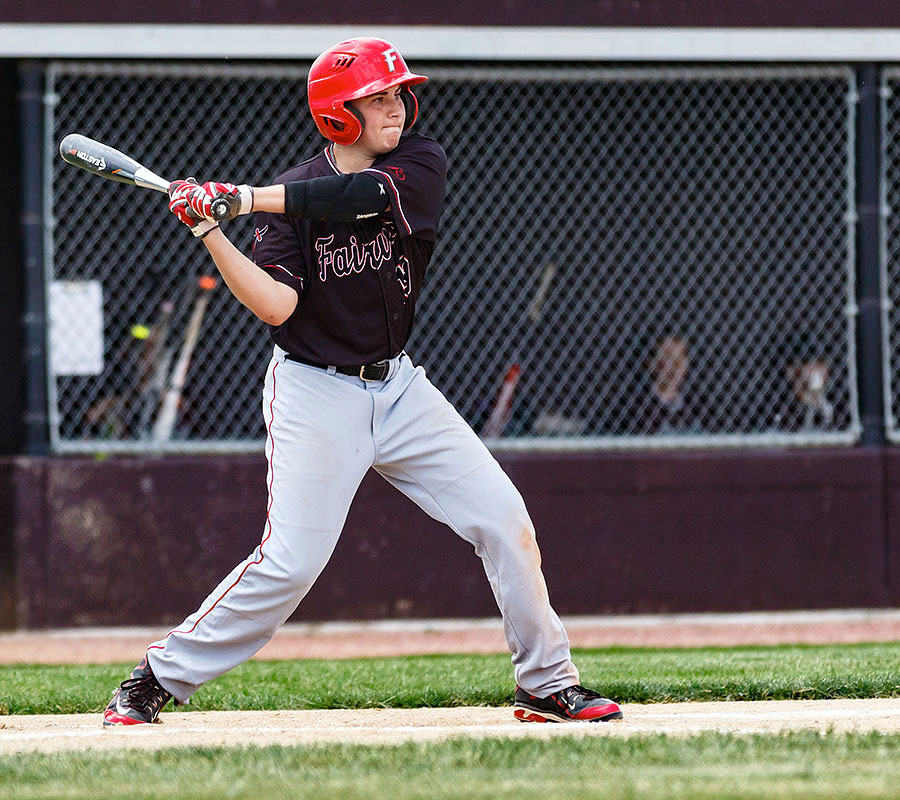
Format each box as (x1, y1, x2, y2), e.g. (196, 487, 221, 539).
(513, 684, 623, 723)
(103, 655, 173, 726)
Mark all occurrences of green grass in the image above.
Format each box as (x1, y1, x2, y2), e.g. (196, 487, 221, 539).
(3, 643, 900, 715)
(5, 644, 900, 799)
(5, 733, 900, 799)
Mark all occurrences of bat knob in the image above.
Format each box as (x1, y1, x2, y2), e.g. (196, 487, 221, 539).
(210, 196, 232, 222)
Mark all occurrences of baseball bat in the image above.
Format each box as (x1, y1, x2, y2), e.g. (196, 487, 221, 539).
(482, 263, 557, 438)
(59, 133, 170, 193)
(152, 276, 218, 442)
(482, 364, 522, 439)
(137, 300, 176, 439)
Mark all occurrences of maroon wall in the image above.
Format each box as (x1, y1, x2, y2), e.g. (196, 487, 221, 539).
(2, 0, 900, 26)
(5, 448, 897, 628)
(0, 459, 15, 628)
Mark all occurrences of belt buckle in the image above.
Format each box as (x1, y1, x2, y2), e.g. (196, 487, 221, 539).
(359, 361, 389, 381)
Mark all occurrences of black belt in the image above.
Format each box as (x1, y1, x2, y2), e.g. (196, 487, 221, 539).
(285, 354, 391, 381)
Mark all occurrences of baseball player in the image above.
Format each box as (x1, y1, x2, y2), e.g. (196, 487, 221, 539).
(103, 37, 622, 726)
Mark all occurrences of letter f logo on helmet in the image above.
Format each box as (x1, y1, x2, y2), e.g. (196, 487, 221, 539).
(307, 37, 428, 146)
(382, 48, 398, 72)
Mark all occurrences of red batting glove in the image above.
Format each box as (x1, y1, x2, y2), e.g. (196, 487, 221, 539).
(183, 183, 216, 220)
(200, 181, 254, 221)
(203, 181, 238, 198)
(168, 179, 219, 239)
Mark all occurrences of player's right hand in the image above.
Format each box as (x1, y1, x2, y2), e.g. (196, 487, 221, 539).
(168, 178, 219, 239)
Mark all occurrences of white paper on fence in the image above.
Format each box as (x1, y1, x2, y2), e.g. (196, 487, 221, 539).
(48, 280, 104, 376)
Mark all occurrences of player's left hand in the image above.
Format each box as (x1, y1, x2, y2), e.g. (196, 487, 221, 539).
(200, 181, 255, 222)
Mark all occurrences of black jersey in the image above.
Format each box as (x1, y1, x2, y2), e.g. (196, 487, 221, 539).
(252, 132, 447, 366)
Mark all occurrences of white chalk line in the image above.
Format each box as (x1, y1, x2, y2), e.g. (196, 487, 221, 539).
(1, 723, 528, 743)
(635, 709, 900, 720)
(2, 715, 892, 744)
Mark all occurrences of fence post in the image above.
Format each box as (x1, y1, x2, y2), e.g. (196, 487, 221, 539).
(856, 63, 886, 446)
(19, 60, 49, 456)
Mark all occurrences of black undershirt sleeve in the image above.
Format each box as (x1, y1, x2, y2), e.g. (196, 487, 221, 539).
(283, 173, 390, 222)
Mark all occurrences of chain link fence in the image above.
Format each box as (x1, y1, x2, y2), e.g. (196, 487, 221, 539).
(882, 68, 900, 443)
(45, 61, 859, 452)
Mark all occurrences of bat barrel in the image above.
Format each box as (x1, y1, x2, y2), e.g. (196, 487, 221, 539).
(59, 133, 170, 194)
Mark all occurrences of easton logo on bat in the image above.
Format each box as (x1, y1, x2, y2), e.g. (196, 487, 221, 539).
(69, 148, 107, 171)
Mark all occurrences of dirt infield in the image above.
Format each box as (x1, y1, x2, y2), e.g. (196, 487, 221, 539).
(3, 700, 900, 754)
(3, 610, 900, 754)
(4, 609, 900, 664)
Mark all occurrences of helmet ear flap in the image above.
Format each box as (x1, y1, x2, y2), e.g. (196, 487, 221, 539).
(339, 103, 365, 145)
(317, 106, 363, 146)
(400, 87, 419, 130)
(346, 103, 365, 130)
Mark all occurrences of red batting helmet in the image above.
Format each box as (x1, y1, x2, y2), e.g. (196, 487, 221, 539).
(307, 37, 428, 146)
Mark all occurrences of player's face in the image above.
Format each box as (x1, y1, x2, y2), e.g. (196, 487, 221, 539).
(351, 86, 406, 155)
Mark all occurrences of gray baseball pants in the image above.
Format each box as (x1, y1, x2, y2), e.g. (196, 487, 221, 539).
(148, 347, 578, 702)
